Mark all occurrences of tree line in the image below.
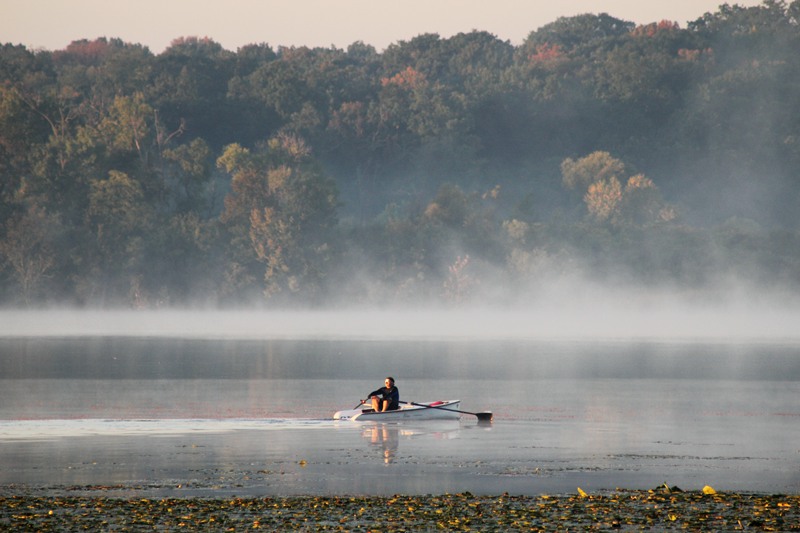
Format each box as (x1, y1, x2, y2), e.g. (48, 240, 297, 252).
(1, 0, 800, 307)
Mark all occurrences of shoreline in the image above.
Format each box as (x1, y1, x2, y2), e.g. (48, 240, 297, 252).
(1, 488, 798, 531)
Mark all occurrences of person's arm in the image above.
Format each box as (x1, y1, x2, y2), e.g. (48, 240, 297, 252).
(366, 387, 383, 399)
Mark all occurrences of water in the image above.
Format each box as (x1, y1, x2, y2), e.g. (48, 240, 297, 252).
(1, 334, 799, 496)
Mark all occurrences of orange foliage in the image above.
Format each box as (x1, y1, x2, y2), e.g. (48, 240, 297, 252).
(624, 174, 655, 192)
(53, 38, 111, 63)
(380, 66, 427, 89)
(528, 43, 564, 65)
(584, 177, 622, 222)
(631, 20, 680, 37)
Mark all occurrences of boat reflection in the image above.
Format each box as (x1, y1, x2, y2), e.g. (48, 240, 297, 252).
(363, 424, 399, 463)
(360, 421, 463, 464)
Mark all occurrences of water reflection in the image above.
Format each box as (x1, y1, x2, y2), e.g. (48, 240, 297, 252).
(363, 424, 399, 463)
(359, 421, 465, 464)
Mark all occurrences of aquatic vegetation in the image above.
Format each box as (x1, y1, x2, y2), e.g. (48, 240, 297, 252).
(1, 489, 797, 531)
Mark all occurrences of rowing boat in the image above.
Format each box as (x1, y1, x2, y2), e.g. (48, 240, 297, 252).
(333, 400, 461, 421)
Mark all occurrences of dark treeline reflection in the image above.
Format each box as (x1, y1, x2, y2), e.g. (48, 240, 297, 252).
(2, 2, 800, 308)
(2, 338, 799, 381)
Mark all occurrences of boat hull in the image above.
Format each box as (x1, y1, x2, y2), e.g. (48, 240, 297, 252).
(333, 400, 461, 421)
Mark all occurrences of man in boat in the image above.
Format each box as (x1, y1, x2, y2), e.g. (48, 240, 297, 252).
(365, 377, 399, 412)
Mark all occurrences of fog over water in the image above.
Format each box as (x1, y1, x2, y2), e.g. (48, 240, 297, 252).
(2, 293, 798, 342)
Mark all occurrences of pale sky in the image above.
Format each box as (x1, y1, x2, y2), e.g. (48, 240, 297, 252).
(2, 0, 764, 53)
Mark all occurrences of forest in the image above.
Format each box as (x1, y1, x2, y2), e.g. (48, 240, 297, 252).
(1, 0, 800, 308)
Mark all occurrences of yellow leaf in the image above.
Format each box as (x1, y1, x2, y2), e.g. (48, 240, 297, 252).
(702, 485, 717, 495)
(577, 487, 588, 498)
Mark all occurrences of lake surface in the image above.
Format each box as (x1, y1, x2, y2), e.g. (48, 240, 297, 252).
(1, 330, 799, 496)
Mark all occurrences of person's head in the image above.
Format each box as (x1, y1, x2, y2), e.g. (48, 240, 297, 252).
(385, 377, 395, 387)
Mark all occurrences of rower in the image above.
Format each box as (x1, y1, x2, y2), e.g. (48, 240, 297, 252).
(365, 377, 399, 412)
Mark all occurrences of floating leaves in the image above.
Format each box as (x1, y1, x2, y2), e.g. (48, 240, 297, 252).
(0, 491, 797, 531)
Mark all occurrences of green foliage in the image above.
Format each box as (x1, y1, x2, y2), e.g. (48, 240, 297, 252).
(520, 13, 634, 59)
(217, 133, 338, 303)
(2, 1, 800, 306)
(160, 137, 213, 213)
(0, 204, 59, 305)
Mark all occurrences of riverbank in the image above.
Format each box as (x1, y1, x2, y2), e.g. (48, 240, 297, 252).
(2, 488, 798, 531)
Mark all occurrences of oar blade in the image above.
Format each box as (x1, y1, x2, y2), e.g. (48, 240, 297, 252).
(476, 412, 493, 422)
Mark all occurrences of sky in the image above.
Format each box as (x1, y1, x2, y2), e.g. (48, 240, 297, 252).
(2, 0, 765, 54)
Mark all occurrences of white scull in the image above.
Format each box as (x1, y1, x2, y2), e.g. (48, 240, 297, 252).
(333, 400, 462, 421)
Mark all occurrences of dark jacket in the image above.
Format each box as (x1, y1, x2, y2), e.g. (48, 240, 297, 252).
(367, 386, 400, 411)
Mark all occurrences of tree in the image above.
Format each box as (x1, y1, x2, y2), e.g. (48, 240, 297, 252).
(0, 204, 59, 305)
(584, 176, 622, 222)
(247, 56, 314, 121)
(52, 38, 153, 103)
(449, 31, 513, 82)
(519, 13, 635, 56)
(620, 174, 676, 226)
(688, 0, 797, 60)
(149, 37, 235, 147)
(218, 133, 338, 302)
(82, 170, 152, 303)
(0, 86, 39, 217)
(96, 92, 153, 163)
(160, 137, 213, 214)
(424, 182, 469, 228)
(566, 151, 675, 226)
(87, 173, 147, 237)
(151, 211, 220, 305)
(561, 151, 625, 191)
(0, 46, 52, 202)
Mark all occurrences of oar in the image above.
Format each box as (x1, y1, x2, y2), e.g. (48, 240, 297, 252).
(400, 400, 493, 422)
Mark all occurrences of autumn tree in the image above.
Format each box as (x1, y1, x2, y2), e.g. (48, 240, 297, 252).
(561, 151, 625, 191)
(218, 133, 338, 302)
(565, 152, 675, 226)
(584, 176, 623, 223)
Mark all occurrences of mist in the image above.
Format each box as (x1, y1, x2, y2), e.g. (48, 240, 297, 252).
(2, 282, 798, 342)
